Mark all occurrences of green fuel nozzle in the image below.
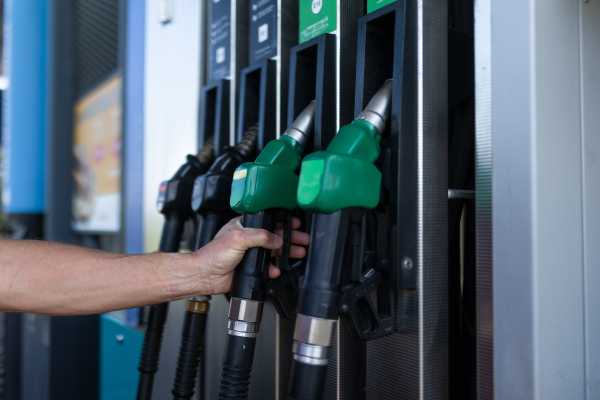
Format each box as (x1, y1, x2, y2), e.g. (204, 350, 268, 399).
(287, 80, 394, 400)
(297, 80, 393, 213)
(218, 102, 316, 399)
(230, 100, 316, 214)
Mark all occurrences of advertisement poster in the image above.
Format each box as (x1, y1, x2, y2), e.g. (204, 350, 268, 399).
(72, 74, 122, 233)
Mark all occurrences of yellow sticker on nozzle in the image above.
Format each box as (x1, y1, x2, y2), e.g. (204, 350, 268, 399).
(233, 169, 247, 180)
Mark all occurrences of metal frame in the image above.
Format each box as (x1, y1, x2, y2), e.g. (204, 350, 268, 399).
(476, 0, 600, 398)
(365, 1, 449, 398)
(474, 0, 493, 398)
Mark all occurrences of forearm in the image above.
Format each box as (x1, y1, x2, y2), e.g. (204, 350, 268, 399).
(0, 239, 209, 316)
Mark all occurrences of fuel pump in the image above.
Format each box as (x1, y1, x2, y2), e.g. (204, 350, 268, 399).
(171, 127, 258, 400)
(217, 101, 315, 400)
(287, 80, 395, 400)
(136, 139, 215, 400)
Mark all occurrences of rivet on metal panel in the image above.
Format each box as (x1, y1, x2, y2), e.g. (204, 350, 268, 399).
(402, 257, 414, 271)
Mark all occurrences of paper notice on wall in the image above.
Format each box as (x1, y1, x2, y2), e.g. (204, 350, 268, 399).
(72, 74, 122, 233)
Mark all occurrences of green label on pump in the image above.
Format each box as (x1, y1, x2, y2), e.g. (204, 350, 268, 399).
(230, 168, 248, 208)
(367, 0, 397, 13)
(299, 0, 337, 44)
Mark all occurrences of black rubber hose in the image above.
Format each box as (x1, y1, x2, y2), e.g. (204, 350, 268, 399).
(171, 311, 209, 400)
(217, 334, 257, 400)
(137, 214, 185, 400)
(287, 359, 328, 400)
(171, 213, 229, 400)
(159, 214, 187, 253)
(217, 212, 275, 399)
(286, 211, 349, 400)
(137, 302, 169, 400)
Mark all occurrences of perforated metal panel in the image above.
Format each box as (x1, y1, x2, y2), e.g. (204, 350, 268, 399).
(324, 321, 366, 400)
(366, 1, 448, 398)
(204, 295, 230, 399)
(71, 0, 120, 97)
(473, 0, 493, 398)
(249, 303, 295, 399)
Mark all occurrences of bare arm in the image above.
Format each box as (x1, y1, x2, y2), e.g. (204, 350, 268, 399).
(0, 217, 309, 316)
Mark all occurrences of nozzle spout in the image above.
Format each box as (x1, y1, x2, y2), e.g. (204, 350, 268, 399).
(283, 100, 316, 148)
(356, 79, 393, 135)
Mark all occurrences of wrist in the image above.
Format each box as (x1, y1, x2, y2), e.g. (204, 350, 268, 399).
(155, 251, 211, 301)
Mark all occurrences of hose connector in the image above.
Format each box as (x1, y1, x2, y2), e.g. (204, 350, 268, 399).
(283, 100, 316, 148)
(356, 79, 393, 135)
(196, 137, 215, 165)
(235, 124, 259, 159)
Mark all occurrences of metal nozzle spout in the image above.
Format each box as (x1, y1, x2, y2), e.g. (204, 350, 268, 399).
(283, 100, 316, 148)
(356, 79, 393, 135)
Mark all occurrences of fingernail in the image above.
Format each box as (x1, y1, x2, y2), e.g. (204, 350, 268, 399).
(274, 234, 283, 247)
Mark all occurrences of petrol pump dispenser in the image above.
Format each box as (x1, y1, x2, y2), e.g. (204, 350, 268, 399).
(287, 81, 395, 399)
(171, 127, 258, 400)
(136, 139, 215, 400)
(217, 101, 315, 400)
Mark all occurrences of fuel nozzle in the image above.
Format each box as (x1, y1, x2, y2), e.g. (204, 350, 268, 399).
(191, 125, 259, 216)
(356, 79, 393, 135)
(156, 137, 215, 215)
(231, 102, 316, 214)
(283, 100, 316, 148)
(297, 82, 393, 213)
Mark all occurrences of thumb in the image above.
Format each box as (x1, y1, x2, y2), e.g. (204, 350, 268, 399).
(231, 228, 283, 251)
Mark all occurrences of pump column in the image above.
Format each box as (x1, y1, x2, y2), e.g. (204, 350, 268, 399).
(356, 1, 450, 398)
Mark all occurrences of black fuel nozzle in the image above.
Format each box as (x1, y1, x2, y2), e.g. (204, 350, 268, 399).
(136, 137, 215, 400)
(156, 137, 215, 218)
(191, 126, 258, 217)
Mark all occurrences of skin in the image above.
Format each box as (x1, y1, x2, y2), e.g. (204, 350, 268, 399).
(0, 216, 309, 316)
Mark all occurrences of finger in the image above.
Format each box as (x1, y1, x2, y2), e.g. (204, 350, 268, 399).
(230, 228, 283, 251)
(273, 229, 310, 246)
(291, 217, 302, 229)
(213, 216, 243, 240)
(272, 244, 307, 259)
(274, 217, 302, 230)
(268, 264, 281, 279)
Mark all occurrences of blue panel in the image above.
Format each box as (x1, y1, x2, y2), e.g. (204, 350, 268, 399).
(124, 0, 145, 254)
(100, 314, 143, 400)
(1, 0, 47, 213)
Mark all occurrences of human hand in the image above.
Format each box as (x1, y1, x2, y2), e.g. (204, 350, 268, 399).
(194, 216, 310, 295)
